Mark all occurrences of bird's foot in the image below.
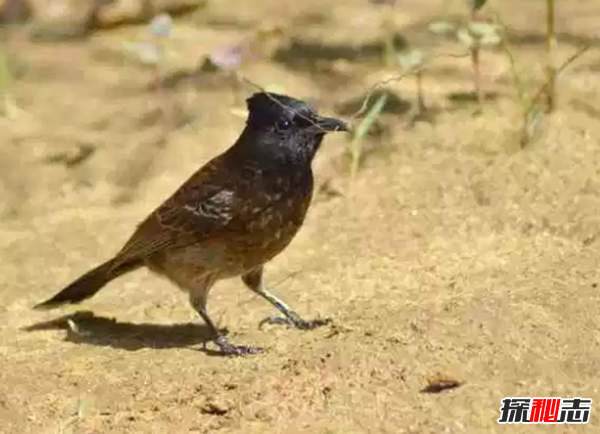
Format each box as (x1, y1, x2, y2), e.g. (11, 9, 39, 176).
(204, 335, 263, 356)
(259, 312, 332, 330)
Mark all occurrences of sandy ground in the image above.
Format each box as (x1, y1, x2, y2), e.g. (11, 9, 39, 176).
(2, 0, 600, 433)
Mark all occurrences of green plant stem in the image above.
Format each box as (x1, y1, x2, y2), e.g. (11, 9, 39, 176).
(0, 46, 19, 119)
(545, 0, 556, 112)
(471, 46, 483, 111)
(470, 10, 484, 113)
(0, 48, 9, 114)
(416, 70, 426, 113)
(519, 43, 589, 147)
(350, 93, 388, 180)
(526, 43, 590, 119)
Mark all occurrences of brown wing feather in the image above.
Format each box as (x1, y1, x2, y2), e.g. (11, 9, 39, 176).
(109, 153, 278, 268)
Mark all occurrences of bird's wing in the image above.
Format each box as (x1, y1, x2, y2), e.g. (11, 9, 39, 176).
(110, 155, 272, 266)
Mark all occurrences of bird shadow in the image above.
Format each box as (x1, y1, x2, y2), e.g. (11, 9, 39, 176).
(23, 310, 224, 352)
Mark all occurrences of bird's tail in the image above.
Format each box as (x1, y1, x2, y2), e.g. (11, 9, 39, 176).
(33, 258, 141, 310)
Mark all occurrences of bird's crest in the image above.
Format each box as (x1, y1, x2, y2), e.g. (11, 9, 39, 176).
(245, 92, 315, 124)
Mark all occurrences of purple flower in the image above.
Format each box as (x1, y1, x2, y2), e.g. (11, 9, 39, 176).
(150, 14, 173, 38)
(209, 45, 244, 70)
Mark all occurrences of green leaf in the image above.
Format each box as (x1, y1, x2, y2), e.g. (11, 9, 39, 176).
(456, 27, 475, 48)
(526, 107, 544, 140)
(457, 23, 502, 47)
(398, 49, 425, 71)
(467, 22, 501, 38)
(480, 32, 501, 46)
(0, 47, 13, 118)
(355, 94, 387, 141)
(0, 47, 10, 92)
(428, 21, 456, 35)
(351, 93, 388, 178)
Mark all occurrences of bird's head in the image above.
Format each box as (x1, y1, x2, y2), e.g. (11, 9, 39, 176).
(238, 92, 348, 165)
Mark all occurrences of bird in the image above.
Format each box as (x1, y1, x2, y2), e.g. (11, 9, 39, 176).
(34, 91, 348, 356)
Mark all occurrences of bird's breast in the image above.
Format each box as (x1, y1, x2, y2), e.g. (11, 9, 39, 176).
(222, 171, 314, 273)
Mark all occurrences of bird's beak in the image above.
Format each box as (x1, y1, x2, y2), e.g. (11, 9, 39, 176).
(308, 116, 349, 134)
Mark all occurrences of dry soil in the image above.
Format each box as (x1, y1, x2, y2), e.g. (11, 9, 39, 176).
(2, 0, 600, 433)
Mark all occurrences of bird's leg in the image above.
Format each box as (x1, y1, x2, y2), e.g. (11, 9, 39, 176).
(195, 306, 263, 356)
(241, 267, 331, 330)
(189, 283, 262, 356)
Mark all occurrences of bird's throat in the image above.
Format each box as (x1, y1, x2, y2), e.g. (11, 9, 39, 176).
(234, 129, 321, 172)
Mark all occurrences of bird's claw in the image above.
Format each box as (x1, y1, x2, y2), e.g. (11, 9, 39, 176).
(204, 335, 263, 356)
(258, 314, 332, 330)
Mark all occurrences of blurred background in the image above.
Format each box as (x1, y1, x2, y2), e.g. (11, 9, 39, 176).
(1, 0, 600, 433)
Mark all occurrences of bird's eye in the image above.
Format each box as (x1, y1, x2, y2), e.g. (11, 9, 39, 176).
(276, 119, 293, 131)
